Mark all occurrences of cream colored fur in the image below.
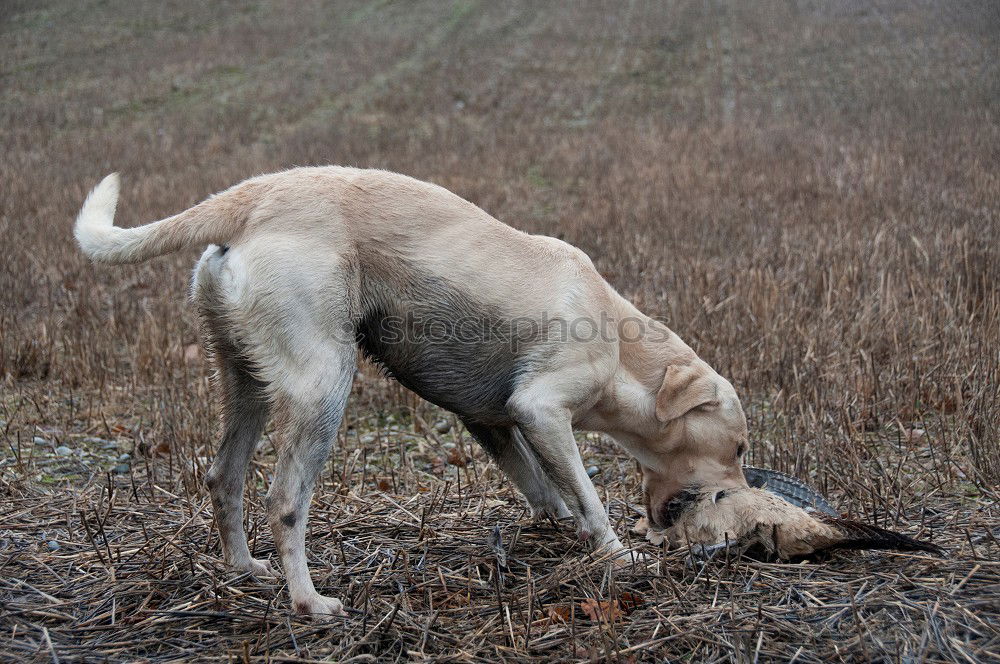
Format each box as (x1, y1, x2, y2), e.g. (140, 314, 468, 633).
(74, 167, 751, 618)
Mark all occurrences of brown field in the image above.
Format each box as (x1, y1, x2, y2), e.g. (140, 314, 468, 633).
(2, 1, 999, 662)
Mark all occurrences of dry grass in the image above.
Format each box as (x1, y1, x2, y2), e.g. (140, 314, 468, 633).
(2, 1, 999, 661)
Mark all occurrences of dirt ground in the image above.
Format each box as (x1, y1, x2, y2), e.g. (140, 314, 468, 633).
(2, 1, 998, 661)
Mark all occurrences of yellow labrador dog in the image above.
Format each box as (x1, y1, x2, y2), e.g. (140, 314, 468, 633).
(75, 167, 749, 617)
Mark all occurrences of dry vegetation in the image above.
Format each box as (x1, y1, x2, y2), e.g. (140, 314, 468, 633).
(2, 0, 999, 661)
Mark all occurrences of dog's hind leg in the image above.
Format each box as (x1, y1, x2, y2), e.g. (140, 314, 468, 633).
(463, 421, 571, 520)
(197, 259, 275, 577)
(265, 346, 356, 618)
(207, 239, 360, 617)
(204, 340, 275, 576)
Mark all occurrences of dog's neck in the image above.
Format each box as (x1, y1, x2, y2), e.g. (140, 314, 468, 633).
(612, 294, 698, 387)
(577, 297, 698, 459)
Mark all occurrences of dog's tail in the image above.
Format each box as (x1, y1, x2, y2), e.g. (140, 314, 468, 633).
(75, 173, 256, 264)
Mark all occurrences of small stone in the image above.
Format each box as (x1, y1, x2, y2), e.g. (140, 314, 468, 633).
(34, 436, 48, 446)
(433, 420, 452, 434)
(118, 453, 131, 462)
(586, 465, 600, 478)
(171, 75, 192, 92)
(47, 540, 60, 552)
(55, 446, 72, 456)
(113, 464, 130, 474)
(360, 433, 377, 445)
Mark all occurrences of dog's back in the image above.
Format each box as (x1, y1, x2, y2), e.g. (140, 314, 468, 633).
(75, 166, 623, 617)
(180, 167, 612, 424)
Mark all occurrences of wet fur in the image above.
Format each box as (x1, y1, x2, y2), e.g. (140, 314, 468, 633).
(356, 270, 526, 427)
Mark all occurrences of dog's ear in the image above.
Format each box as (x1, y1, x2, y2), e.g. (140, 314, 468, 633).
(655, 364, 720, 422)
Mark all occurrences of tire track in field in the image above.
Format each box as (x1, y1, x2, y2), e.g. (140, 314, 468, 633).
(577, 0, 637, 122)
(703, 0, 736, 127)
(262, 0, 486, 146)
(716, 0, 736, 126)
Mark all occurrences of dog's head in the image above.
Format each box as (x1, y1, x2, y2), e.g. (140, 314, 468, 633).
(638, 362, 749, 530)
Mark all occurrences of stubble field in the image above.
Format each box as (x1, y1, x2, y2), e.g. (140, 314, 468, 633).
(1, 1, 998, 662)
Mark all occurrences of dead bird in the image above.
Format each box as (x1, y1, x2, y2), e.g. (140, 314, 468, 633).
(635, 468, 943, 560)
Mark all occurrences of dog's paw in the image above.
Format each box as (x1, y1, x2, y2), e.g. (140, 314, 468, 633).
(293, 594, 348, 619)
(244, 557, 279, 577)
(590, 541, 656, 570)
(227, 556, 279, 577)
(528, 502, 572, 522)
(610, 547, 657, 570)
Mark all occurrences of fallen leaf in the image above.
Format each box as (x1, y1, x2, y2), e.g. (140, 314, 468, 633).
(578, 593, 644, 623)
(443, 591, 471, 607)
(376, 478, 392, 492)
(580, 598, 623, 623)
(546, 605, 572, 624)
(446, 446, 466, 467)
(618, 592, 644, 613)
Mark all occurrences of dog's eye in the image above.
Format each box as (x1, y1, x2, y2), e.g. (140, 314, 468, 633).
(713, 489, 728, 503)
(736, 443, 747, 458)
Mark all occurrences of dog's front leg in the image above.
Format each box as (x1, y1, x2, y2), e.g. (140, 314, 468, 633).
(508, 399, 623, 552)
